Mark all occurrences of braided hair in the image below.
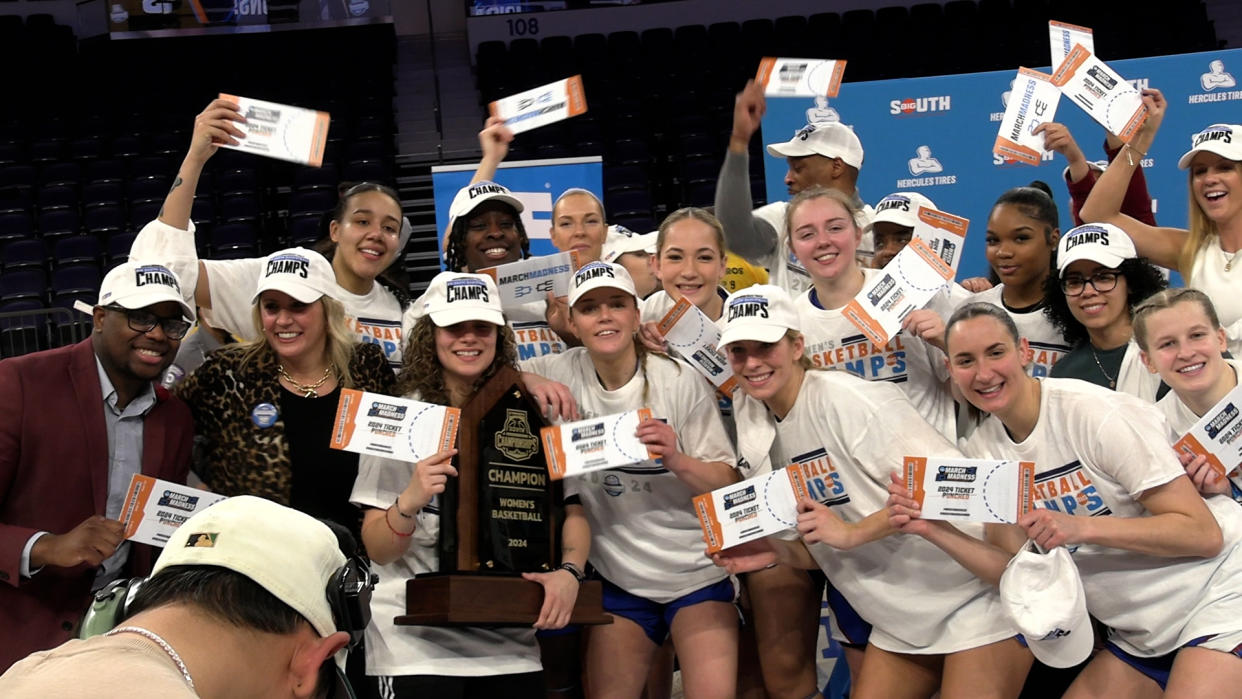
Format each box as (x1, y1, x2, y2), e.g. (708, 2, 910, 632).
(442, 201, 531, 273)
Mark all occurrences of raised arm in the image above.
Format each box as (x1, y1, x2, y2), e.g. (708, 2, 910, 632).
(470, 116, 514, 185)
(1078, 89, 1188, 270)
(716, 80, 779, 262)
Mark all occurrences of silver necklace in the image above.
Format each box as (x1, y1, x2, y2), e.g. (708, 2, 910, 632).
(105, 625, 195, 690)
(1089, 346, 1116, 389)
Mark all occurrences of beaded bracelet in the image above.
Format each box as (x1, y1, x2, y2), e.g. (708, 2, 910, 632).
(384, 506, 414, 537)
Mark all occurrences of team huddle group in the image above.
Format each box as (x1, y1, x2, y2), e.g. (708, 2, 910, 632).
(3, 74, 1242, 699)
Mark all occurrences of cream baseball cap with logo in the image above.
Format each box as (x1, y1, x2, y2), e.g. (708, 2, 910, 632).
(1177, 123, 1242, 169)
(420, 271, 505, 327)
(766, 122, 864, 169)
(1056, 223, 1137, 274)
(718, 284, 801, 347)
(98, 260, 195, 322)
(870, 192, 937, 230)
(567, 261, 638, 307)
(999, 541, 1094, 669)
(251, 247, 341, 304)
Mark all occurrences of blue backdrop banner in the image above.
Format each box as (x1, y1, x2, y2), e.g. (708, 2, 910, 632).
(761, 48, 1242, 280)
(431, 156, 604, 268)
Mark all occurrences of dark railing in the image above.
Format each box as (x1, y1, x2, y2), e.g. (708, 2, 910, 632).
(0, 306, 88, 358)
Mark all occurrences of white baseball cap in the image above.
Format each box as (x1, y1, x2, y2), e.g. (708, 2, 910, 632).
(420, 271, 505, 327)
(870, 192, 937, 230)
(602, 224, 658, 264)
(718, 284, 801, 347)
(153, 494, 347, 649)
(1056, 223, 1137, 274)
(1177, 124, 1242, 169)
(766, 122, 864, 169)
(251, 247, 341, 304)
(98, 260, 195, 322)
(999, 541, 1093, 669)
(567, 261, 637, 307)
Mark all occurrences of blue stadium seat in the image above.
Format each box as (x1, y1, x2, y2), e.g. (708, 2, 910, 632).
(2, 239, 48, 271)
(0, 268, 47, 302)
(210, 222, 259, 259)
(54, 236, 103, 267)
(37, 209, 79, 241)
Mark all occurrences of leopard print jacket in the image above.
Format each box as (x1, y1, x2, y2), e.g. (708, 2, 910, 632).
(176, 342, 396, 504)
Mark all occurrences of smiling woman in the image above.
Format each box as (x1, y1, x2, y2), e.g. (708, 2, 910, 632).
(129, 99, 413, 372)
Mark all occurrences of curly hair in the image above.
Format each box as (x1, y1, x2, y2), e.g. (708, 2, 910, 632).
(395, 315, 518, 406)
(1042, 258, 1168, 348)
(442, 200, 531, 273)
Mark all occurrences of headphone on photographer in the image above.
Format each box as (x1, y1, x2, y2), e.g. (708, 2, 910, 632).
(80, 523, 376, 649)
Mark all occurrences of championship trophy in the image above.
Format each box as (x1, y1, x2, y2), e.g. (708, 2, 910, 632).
(397, 365, 610, 626)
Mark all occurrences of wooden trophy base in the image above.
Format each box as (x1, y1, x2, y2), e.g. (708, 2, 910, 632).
(396, 574, 613, 627)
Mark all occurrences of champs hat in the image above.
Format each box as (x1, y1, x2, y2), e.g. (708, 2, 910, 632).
(718, 284, 800, 347)
(420, 271, 505, 327)
(568, 261, 637, 307)
(153, 494, 348, 651)
(999, 541, 1094, 669)
(251, 247, 341, 304)
(870, 192, 937, 230)
(1177, 124, 1242, 169)
(601, 224, 658, 264)
(766, 122, 864, 169)
(1056, 223, 1137, 274)
(98, 260, 195, 322)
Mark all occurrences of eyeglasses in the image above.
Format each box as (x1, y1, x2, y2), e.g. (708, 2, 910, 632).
(105, 305, 191, 340)
(1060, 271, 1120, 297)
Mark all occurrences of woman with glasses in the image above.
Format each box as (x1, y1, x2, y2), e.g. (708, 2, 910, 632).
(131, 99, 412, 372)
(1043, 223, 1166, 399)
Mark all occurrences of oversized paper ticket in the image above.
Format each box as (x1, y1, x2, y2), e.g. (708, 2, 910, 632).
(904, 456, 1036, 524)
(842, 236, 955, 347)
(911, 206, 969, 273)
(218, 94, 330, 167)
(489, 76, 588, 135)
(479, 250, 581, 310)
(695, 466, 811, 554)
(994, 68, 1062, 167)
(1051, 45, 1147, 143)
(120, 475, 227, 547)
(1174, 382, 1242, 483)
(755, 58, 846, 98)
(1049, 20, 1094, 68)
(655, 297, 737, 395)
(541, 408, 659, 480)
(330, 389, 461, 463)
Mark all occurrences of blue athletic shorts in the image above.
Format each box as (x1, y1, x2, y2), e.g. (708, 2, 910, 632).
(1105, 634, 1242, 690)
(601, 577, 737, 645)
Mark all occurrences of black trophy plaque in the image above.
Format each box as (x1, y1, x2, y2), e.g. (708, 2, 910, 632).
(397, 365, 610, 626)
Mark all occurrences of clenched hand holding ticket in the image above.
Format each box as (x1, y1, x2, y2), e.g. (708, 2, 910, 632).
(904, 456, 1035, 524)
(120, 475, 227, 547)
(695, 466, 811, 554)
(842, 235, 957, 347)
(479, 250, 581, 310)
(994, 68, 1062, 167)
(542, 409, 659, 480)
(218, 94, 330, 167)
(755, 58, 847, 98)
(1174, 382, 1242, 487)
(656, 297, 737, 395)
(1051, 45, 1147, 142)
(489, 76, 588, 135)
(330, 389, 461, 463)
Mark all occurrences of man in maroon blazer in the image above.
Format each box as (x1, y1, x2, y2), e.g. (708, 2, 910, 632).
(0, 260, 195, 671)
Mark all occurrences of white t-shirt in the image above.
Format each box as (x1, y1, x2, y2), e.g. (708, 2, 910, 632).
(794, 269, 956, 440)
(522, 348, 736, 602)
(753, 201, 876, 297)
(1190, 244, 1242, 356)
(733, 370, 1014, 654)
(1116, 341, 1162, 403)
(968, 286, 1072, 378)
(350, 390, 541, 678)
(130, 218, 408, 371)
(963, 378, 1242, 657)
